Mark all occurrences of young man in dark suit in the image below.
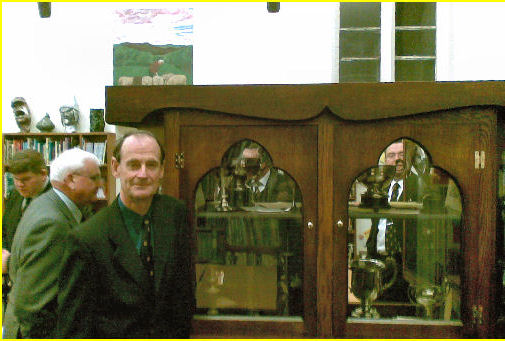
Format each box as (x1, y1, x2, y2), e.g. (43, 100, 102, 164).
(57, 131, 195, 338)
(2, 150, 51, 316)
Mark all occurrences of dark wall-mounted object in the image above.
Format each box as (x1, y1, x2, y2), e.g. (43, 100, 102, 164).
(267, 2, 280, 13)
(38, 2, 51, 18)
(90, 109, 105, 132)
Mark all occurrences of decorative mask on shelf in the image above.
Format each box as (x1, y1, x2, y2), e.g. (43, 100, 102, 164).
(59, 105, 80, 133)
(11, 97, 32, 133)
(36, 113, 55, 132)
(90, 108, 105, 132)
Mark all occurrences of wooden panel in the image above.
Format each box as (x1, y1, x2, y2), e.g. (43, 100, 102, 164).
(105, 82, 505, 124)
(162, 112, 180, 197)
(191, 318, 305, 338)
(333, 107, 497, 337)
(345, 320, 461, 338)
(178, 117, 318, 337)
(317, 114, 335, 337)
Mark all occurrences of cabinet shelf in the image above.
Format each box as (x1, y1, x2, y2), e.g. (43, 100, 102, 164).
(348, 205, 460, 220)
(196, 210, 302, 219)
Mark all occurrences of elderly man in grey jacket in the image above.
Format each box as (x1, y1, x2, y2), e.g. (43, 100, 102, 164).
(3, 148, 102, 339)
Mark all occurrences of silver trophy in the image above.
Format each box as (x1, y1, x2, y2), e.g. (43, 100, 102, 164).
(408, 284, 446, 319)
(349, 257, 397, 318)
(358, 165, 396, 210)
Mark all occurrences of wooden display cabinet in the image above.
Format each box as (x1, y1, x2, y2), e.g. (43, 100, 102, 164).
(105, 81, 505, 338)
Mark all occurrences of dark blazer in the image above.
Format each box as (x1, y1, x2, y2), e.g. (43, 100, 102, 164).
(256, 168, 292, 203)
(4, 189, 79, 339)
(366, 174, 420, 257)
(56, 194, 195, 339)
(2, 181, 52, 251)
(365, 174, 420, 302)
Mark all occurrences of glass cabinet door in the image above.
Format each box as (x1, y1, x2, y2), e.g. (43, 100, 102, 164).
(179, 123, 318, 337)
(194, 140, 304, 317)
(346, 139, 463, 324)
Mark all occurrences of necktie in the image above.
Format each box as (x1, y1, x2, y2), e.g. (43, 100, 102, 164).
(253, 181, 260, 201)
(386, 182, 402, 254)
(140, 217, 154, 281)
(390, 182, 400, 202)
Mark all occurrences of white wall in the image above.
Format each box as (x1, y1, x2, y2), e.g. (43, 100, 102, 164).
(193, 2, 339, 85)
(437, 2, 505, 81)
(3, 2, 505, 134)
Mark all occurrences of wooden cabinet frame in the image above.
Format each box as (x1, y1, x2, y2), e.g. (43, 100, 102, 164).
(105, 81, 505, 338)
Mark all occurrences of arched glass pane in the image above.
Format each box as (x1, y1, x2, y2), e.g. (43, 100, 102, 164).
(347, 138, 462, 322)
(194, 139, 304, 317)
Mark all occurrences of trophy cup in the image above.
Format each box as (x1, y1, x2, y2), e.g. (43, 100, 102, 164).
(358, 165, 397, 210)
(206, 268, 225, 315)
(349, 257, 398, 318)
(408, 284, 445, 319)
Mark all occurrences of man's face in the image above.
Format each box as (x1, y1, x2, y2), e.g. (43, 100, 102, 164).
(385, 142, 405, 176)
(13, 170, 47, 198)
(241, 148, 263, 179)
(112, 135, 164, 203)
(69, 159, 102, 206)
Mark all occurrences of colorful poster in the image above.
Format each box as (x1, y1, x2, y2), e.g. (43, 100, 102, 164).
(113, 8, 193, 85)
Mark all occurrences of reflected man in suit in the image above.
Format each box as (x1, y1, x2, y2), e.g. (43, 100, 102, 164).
(240, 145, 303, 314)
(241, 146, 292, 203)
(57, 131, 195, 338)
(2, 150, 51, 315)
(366, 140, 419, 302)
(4, 148, 102, 338)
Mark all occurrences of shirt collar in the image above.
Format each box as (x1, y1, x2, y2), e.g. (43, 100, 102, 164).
(53, 188, 83, 223)
(118, 196, 152, 230)
(258, 169, 271, 191)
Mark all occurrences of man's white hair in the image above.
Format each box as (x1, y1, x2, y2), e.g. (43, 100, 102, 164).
(49, 148, 100, 182)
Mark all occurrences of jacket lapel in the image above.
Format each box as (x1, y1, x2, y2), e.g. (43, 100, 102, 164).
(151, 196, 175, 293)
(107, 199, 151, 291)
(45, 189, 79, 225)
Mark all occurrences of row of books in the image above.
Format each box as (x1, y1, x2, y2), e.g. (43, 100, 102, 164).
(225, 218, 281, 249)
(196, 217, 281, 266)
(82, 141, 108, 164)
(4, 138, 108, 165)
(3, 173, 14, 199)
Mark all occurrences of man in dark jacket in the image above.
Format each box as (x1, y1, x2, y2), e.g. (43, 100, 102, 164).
(2, 150, 51, 315)
(366, 140, 420, 302)
(57, 131, 195, 338)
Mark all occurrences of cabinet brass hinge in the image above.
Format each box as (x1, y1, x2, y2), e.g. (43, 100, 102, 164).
(175, 152, 185, 169)
(472, 305, 483, 325)
(474, 151, 485, 169)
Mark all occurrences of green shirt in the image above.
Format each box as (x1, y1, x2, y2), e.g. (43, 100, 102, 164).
(118, 196, 153, 254)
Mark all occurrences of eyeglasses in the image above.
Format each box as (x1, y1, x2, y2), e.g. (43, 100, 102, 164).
(73, 173, 102, 183)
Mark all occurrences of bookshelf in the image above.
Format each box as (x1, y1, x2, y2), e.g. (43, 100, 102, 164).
(2, 132, 116, 206)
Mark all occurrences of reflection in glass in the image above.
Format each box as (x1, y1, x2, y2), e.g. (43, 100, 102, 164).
(348, 138, 462, 322)
(194, 139, 303, 317)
